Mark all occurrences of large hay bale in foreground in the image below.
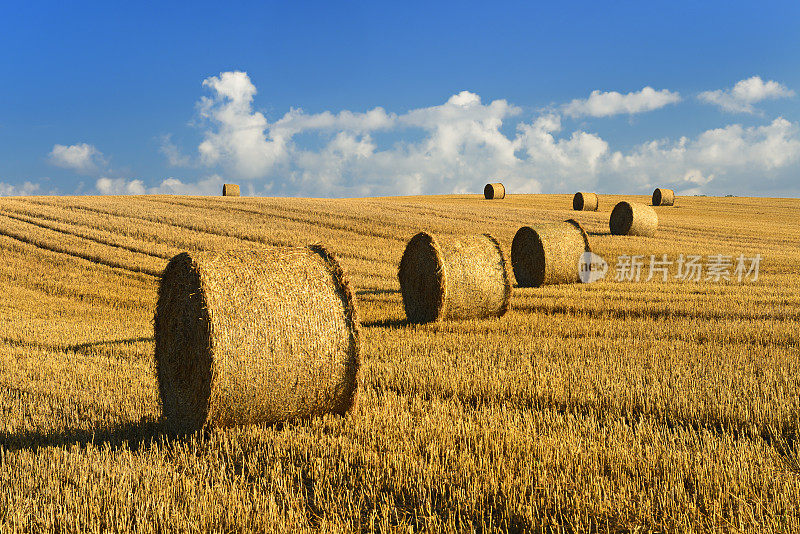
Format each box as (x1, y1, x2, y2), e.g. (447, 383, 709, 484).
(652, 187, 675, 206)
(484, 183, 506, 199)
(573, 192, 599, 211)
(154, 246, 361, 432)
(609, 201, 658, 236)
(511, 219, 591, 287)
(398, 233, 511, 323)
(222, 184, 240, 197)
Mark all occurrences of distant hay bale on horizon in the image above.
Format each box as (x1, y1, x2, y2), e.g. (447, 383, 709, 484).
(398, 232, 511, 323)
(222, 184, 240, 197)
(154, 246, 361, 433)
(484, 183, 505, 199)
(610, 201, 658, 236)
(652, 188, 675, 206)
(511, 219, 591, 287)
(573, 192, 599, 211)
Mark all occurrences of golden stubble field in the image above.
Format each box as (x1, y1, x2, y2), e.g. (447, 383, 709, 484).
(0, 193, 798, 532)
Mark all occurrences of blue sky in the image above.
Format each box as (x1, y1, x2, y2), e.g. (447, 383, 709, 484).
(1, 1, 798, 197)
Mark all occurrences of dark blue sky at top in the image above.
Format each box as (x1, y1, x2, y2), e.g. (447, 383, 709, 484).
(1, 0, 798, 193)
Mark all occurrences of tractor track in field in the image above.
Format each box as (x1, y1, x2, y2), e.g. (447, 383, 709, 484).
(140, 196, 410, 242)
(16, 197, 399, 266)
(0, 211, 174, 261)
(0, 219, 162, 278)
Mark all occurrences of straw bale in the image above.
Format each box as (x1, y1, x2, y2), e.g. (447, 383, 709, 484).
(222, 184, 240, 197)
(573, 192, 599, 211)
(484, 183, 506, 199)
(511, 219, 591, 287)
(398, 232, 511, 323)
(609, 201, 658, 236)
(154, 245, 360, 432)
(652, 188, 675, 206)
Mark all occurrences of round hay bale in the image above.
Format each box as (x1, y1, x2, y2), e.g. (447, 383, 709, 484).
(484, 183, 505, 199)
(511, 219, 591, 287)
(573, 192, 599, 211)
(652, 187, 675, 206)
(609, 201, 658, 236)
(398, 232, 511, 323)
(222, 184, 240, 197)
(154, 246, 361, 432)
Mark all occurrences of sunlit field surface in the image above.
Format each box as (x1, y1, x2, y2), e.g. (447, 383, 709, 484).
(0, 194, 798, 532)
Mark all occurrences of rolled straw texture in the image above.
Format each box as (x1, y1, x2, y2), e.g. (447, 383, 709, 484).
(609, 201, 658, 236)
(652, 188, 675, 206)
(511, 219, 591, 287)
(154, 246, 361, 432)
(398, 232, 511, 323)
(222, 184, 240, 197)
(484, 183, 506, 199)
(573, 192, 599, 211)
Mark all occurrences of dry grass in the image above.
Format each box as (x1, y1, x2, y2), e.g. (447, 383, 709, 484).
(0, 193, 798, 532)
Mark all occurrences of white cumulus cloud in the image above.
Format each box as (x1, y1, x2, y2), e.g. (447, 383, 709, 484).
(96, 177, 146, 195)
(48, 143, 106, 174)
(196, 71, 288, 178)
(95, 175, 224, 196)
(699, 76, 795, 114)
(272, 107, 396, 137)
(0, 181, 41, 196)
(154, 71, 800, 198)
(607, 117, 800, 192)
(159, 134, 193, 167)
(563, 86, 681, 118)
(147, 175, 224, 195)
(192, 73, 525, 196)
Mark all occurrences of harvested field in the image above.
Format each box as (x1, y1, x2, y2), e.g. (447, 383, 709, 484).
(0, 193, 799, 532)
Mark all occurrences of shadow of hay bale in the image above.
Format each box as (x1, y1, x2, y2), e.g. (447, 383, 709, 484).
(0, 417, 169, 453)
